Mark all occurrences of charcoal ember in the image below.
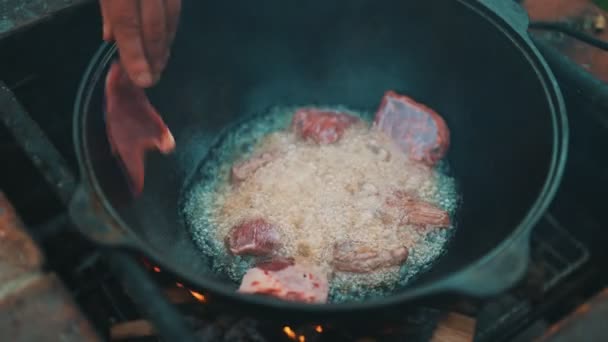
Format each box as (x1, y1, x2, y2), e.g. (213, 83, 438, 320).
(105, 61, 175, 195)
(187, 315, 268, 342)
(231, 151, 278, 184)
(185, 315, 226, 340)
(225, 218, 281, 256)
(374, 90, 449, 166)
(385, 191, 450, 229)
(291, 108, 361, 144)
(191, 319, 223, 342)
(223, 318, 268, 342)
(238, 262, 329, 303)
(331, 240, 409, 273)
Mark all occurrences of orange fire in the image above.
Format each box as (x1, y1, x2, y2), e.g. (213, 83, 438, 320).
(283, 326, 297, 340)
(282, 326, 309, 341)
(315, 325, 323, 333)
(188, 290, 206, 302)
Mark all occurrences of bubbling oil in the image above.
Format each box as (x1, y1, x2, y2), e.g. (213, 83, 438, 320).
(182, 106, 459, 303)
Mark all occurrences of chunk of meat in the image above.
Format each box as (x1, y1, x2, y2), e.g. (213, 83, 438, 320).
(230, 152, 277, 184)
(374, 91, 450, 166)
(105, 62, 175, 196)
(403, 200, 451, 228)
(331, 240, 409, 273)
(238, 261, 329, 304)
(225, 218, 281, 256)
(386, 191, 451, 229)
(256, 257, 295, 271)
(291, 108, 361, 144)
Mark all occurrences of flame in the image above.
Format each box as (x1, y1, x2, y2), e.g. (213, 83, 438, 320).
(189, 290, 206, 302)
(282, 326, 309, 341)
(283, 326, 296, 340)
(315, 325, 323, 333)
(152, 266, 161, 273)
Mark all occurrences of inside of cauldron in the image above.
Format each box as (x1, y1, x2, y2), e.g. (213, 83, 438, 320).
(82, 0, 555, 302)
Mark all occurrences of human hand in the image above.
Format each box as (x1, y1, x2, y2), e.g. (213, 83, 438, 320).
(100, 0, 181, 88)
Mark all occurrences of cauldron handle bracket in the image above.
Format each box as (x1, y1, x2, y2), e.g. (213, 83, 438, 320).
(444, 230, 532, 297)
(69, 185, 137, 247)
(69, 185, 198, 341)
(105, 249, 198, 342)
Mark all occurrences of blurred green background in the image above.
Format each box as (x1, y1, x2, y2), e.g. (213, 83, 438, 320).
(594, 0, 608, 11)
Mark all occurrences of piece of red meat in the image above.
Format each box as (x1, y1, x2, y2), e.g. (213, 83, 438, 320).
(374, 91, 450, 166)
(256, 257, 295, 271)
(238, 261, 329, 304)
(331, 240, 409, 273)
(403, 200, 451, 228)
(105, 62, 175, 196)
(230, 152, 278, 184)
(291, 108, 361, 144)
(386, 190, 451, 229)
(225, 218, 281, 256)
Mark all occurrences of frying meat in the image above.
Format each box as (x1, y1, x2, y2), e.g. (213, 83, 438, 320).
(238, 260, 329, 304)
(256, 257, 295, 271)
(105, 62, 175, 195)
(403, 200, 451, 228)
(225, 218, 281, 256)
(374, 91, 449, 166)
(386, 190, 451, 229)
(332, 240, 409, 273)
(230, 152, 278, 184)
(188, 95, 458, 304)
(291, 108, 361, 144)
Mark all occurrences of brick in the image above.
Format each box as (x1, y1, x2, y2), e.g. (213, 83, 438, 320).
(0, 274, 101, 341)
(0, 192, 44, 285)
(0, 192, 101, 341)
(430, 313, 476, 342)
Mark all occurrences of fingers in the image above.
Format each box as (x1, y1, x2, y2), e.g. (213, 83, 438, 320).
(99, 0, 113, 41)
(106, 0, 154, 88)
(140, 0, 168, 81)
(164, 0, 182, 51)
(101, 0, 181, 87)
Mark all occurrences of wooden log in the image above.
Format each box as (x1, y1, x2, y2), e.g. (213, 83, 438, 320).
(430, 312, 476, 342)
(110, 320, 155, 340)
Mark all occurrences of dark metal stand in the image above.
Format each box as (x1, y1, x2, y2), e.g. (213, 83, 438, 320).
(106, 250, 198, 342)
(0, 80, 198, 341)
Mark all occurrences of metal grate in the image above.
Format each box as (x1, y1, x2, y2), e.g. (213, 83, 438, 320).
(475, 213, 591, 342)
(532, 214, 589, 292)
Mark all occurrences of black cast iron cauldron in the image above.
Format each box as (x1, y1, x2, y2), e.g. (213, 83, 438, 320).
(70, 0, 568, 321)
